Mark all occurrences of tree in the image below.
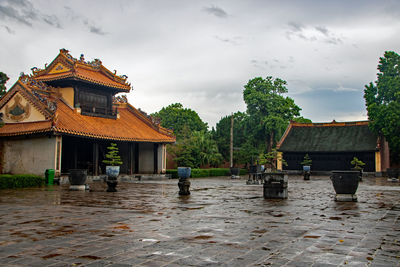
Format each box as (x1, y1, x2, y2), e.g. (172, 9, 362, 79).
(243, 76, 301, 152)
(213, 112, 247, 162)
(151, 103, 208, 140)
(168, 131, 223, 168)
(364, 51, 400, 161)
(292, 116, 312, 124)
(0, 72, 9, 98)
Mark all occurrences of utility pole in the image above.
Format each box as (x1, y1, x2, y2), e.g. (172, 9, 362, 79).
(230, 113, 233, 168)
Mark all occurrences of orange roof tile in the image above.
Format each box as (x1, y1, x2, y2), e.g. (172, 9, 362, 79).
(0, 121, 52, 136)
(32, 49, 131, 91)
(35, 66, 130, 91)
(53, 101, 175, 142)
(0, 101, 175, 142)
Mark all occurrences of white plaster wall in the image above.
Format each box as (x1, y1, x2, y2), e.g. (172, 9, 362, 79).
(138, 143, 154, 173)
(3, 136, 56, 176)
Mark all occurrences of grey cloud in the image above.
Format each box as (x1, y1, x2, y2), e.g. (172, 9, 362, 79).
(214, 35, 241, 45)
(2, 25, 15, 34)
(64, 6, 80, 21)
(315, 26, 329, 36)
(325, 37, 342, 45)
(70, 10, 106, 35)
(89, 25, 107, 35)
(0, 4, 32, 26)
(203, 5, 227, 18)
(42, 14, 61, 28)
(288, 21, 304, 32)
(286, 22, 343, 45)
(315, 25, 343, 45)
(0, 0, 61, 28)
(250, 59, 265, 69)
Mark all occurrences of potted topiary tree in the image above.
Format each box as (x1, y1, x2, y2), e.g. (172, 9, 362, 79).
(102, 143, 123, 192)
(259, 149, 288, 199)
(301, 154, 312, 180)
(351, 157, 365, 181)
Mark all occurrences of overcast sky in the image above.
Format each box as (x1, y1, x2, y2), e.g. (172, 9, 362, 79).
(1, 0, 399, 128)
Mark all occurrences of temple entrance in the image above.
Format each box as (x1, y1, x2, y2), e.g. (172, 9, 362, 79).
(283, 151, 375, 172)
(61, 136, 163, 175)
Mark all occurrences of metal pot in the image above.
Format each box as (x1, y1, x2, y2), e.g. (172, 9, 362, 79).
(330, 171, 359, 195)
(68, 169, 87, 185)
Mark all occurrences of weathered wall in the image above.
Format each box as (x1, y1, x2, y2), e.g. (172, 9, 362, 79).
(138, 143, 154, 173)
(2, 136, 56, 176)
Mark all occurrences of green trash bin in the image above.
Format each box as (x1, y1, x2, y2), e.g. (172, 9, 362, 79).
(45, 169, 55, 185)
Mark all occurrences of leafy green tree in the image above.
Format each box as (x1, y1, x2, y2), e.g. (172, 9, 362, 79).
(234, 139, 260, 166)
(151, 103, 208, 140)
(292, 116, 312, 123)
(0, 72, 9, 98)
(364, 51, 400, 161)
(168, 131, 223, 168)
(243, 76, 301, 152)
(213, 112, 247, 162)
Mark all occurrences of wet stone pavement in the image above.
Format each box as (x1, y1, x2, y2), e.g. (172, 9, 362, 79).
(0, 176, 399, 267)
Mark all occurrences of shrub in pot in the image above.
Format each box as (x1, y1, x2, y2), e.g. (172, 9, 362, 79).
(103, 143, 123, 178)
(258, 148, 287, 173)
(351, 157, 365, 181)
(301, 154, 312, 180)
(102, 143, 123, 192)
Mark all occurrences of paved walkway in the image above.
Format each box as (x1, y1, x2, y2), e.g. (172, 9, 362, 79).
(0, 176, 399, 267)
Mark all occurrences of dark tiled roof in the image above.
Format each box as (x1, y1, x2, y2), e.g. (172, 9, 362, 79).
(277, 121, 378, 152)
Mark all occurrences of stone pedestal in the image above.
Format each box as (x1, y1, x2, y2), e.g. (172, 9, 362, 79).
(69, 185, 86, 191)
(178, 178, 190, 195)
(303, 171, 310, 180)
(335, 194, 357, 202)
(106, 179, 118, 192)
(246, 179, 260, 185)
(263, 173, 288, 199)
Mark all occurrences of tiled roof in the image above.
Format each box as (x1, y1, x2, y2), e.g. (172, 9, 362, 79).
(277, 121, 378, 152)
(0, 121, 52, 136)
(32, 49, 131, 91)
(0, 101, 175, 142)
(53, 101, 175, 142)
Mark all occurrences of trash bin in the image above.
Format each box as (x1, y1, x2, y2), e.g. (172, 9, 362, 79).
(45, 169, 55, 185)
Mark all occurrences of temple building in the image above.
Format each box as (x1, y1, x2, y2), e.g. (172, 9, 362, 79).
(276, 121, 390, 174)
(0, 49, 175, 177)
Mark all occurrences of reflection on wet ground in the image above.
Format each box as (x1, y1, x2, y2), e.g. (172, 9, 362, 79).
(0, 176, 399, 266)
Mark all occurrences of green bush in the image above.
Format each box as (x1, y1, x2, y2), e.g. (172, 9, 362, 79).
(166, 168, 247, 178)
(166, 169, 178, 179)
(0, 174, 45, 189)
(191, 169, 210, 178)
(239, 169, 248, 175)
(209, 168, 229, 176)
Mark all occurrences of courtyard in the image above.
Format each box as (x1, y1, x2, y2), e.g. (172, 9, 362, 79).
(0, 176, 399, 267)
